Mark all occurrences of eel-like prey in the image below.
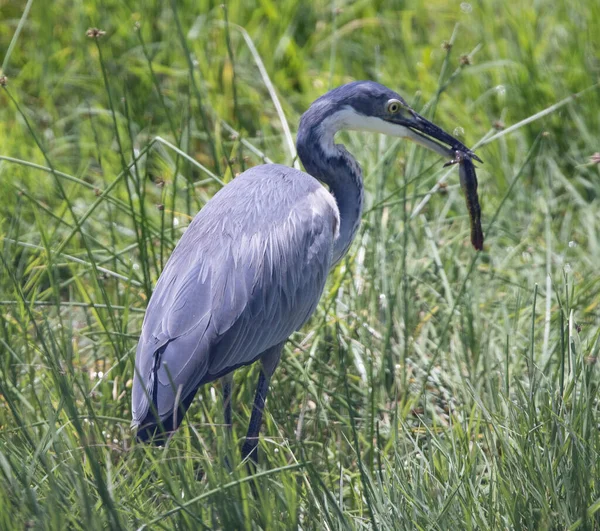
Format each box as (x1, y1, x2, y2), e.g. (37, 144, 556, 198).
(444, 150, 484, 251)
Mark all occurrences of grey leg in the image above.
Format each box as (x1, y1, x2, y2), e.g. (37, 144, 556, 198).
(222, 373, 233, 428)
(222, 373, 235, 471)
(241, 342, 284, 463)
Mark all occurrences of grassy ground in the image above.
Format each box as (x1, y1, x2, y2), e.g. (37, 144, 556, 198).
(1, 0, 600, 528)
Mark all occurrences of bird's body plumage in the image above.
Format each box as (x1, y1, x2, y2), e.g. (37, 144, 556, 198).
(132, 165, 339, 435)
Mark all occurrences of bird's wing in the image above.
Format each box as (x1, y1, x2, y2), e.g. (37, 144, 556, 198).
(132, 165, 339, 425)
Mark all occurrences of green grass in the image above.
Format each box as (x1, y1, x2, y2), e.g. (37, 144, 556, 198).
(1, 0, 600, 528)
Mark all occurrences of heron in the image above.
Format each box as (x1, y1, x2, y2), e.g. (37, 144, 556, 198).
(132, 81, 480, 461)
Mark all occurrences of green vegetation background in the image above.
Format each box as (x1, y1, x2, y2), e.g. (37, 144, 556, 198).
(1, 0, 600, 528)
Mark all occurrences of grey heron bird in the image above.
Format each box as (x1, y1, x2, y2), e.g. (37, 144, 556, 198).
(132, 81, 480, 460)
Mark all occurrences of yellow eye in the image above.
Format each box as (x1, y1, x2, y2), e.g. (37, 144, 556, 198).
(387, 100, 402, 113)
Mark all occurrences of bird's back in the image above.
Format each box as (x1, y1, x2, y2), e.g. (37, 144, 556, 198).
(132, 164, 339, 437)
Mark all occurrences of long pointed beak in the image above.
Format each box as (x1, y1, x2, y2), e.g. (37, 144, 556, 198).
(391, 110, 482, 163)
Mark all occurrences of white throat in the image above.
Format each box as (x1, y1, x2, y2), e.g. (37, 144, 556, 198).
(316, 105, 412, 157)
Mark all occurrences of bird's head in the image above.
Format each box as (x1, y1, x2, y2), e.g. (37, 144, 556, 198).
(302, 80, 481, 162)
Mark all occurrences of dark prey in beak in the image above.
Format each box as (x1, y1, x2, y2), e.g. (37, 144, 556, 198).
(445, 150, 484, 251)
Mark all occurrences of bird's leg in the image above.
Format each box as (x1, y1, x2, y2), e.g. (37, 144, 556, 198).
(241, 371, 269, 463)
(222, 373, 233, 429)
(221, 373, 234, 471)
(241, 343, 283, 464)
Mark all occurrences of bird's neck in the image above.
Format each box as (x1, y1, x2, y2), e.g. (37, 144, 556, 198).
(297, 117, 364, 265)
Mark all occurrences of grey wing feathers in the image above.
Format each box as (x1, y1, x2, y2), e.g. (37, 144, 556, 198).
(132, 164, 339, 427)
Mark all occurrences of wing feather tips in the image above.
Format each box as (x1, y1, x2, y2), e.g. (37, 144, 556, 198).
(134, 387, 199, 444)
(132, 323, 212, 443)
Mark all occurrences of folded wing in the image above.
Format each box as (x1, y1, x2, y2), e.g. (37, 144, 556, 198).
(131, 165, 339, 431)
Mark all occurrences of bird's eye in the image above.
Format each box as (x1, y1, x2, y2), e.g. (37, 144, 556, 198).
(387, 100, 402, 114)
